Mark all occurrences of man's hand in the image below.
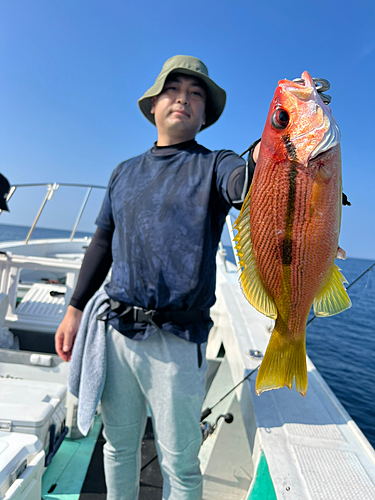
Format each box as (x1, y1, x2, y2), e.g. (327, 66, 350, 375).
(55, 305, 83, 362)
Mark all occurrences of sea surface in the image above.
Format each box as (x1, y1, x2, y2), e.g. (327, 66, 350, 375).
(0, 223, 94, 242)
(1, 223, 374, 448)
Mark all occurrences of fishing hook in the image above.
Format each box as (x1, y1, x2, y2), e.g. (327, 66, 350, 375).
(293, 76, 332, 104)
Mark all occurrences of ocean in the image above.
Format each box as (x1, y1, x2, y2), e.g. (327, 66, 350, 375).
(1, 223, 374, 448)
(0, 223, 94, 242)
(305, 257, 375, 448)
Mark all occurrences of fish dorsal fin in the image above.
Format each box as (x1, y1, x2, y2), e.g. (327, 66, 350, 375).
(233, 188, 277, 320)
(313, 264, 352, 317)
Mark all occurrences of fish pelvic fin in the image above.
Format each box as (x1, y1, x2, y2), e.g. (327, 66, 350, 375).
(233, 187, 277, 320)
(313, 264, 352, 317)
(255, 325, 308, 397)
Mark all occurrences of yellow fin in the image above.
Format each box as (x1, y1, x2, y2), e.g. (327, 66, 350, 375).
(313, 265, 351, 317)
(233, 188, 277, 320)
(255, 325, 308, 397)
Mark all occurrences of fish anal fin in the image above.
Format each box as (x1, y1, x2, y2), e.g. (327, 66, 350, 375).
(240, 258, 278, 319)
(313, 264, 351, 317)
(255, 327, 308, 397)
(233, 187, 277, 320)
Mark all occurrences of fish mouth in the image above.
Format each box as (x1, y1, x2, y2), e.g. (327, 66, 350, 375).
(279, 71, 341, 162)
(293, 72, 341, 160)
(281, 71, 316, 101)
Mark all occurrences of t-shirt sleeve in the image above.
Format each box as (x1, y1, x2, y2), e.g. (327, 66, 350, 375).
(95, 168, 118, 231)
(214, 150, 246, 207)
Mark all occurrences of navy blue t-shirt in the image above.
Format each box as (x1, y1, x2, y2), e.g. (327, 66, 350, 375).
(96, 140, 245, 343)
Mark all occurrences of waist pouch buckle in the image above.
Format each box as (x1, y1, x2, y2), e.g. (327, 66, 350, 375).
(98, 299, 210, 327)
(132, 306, 160, 328)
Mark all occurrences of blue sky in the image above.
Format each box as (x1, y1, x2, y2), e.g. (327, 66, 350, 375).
(1, 0, 374, 259)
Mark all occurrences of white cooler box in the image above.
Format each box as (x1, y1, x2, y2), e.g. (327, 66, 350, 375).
(0, 378, 67, 466)
(0, 431, 44, 500)
(0, 348, 86, 439)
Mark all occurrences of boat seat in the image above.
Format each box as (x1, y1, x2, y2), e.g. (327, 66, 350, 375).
(15, 283, 67, 325)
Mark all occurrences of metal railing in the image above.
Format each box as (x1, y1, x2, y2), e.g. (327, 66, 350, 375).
(1, 183, 241, 270)
(215, 214, 240, 273)
(225, 214, 240, 268)
(0, 182, 107, 244)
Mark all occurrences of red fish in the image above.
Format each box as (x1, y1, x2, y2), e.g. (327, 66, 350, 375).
(234, 71, 351, 396)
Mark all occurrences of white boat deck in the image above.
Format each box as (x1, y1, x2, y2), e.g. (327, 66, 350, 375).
(213, 257, 375, 500)
(200, 357, 254, 499)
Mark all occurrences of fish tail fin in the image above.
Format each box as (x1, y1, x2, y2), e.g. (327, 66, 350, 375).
(255, 323, 308, 397)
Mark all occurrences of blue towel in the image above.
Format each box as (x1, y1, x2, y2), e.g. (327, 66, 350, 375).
(68, 289, 109, 435)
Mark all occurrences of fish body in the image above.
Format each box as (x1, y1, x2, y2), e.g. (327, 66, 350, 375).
(234, 72, 351, 396)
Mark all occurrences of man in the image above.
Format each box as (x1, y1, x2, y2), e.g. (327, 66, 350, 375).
(0, 173, 11, 212)
(55, 55, 259, 500)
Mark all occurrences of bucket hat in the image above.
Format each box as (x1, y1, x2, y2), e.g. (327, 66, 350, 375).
(138, 55, 226, 130)
(0, 174, 10, 211)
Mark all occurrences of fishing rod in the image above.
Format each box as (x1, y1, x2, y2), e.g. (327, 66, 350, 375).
(200, 364, 260, 423)
(199, 261, 375, 431)
(140, 263, 374, 473)
(141, 369, 260, 471)
(140, 364, 260, 473)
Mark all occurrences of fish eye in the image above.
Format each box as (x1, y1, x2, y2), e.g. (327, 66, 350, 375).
(271, 109, 289, 129)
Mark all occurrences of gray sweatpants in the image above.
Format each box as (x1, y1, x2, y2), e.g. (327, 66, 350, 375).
(101, 325, 208, 500)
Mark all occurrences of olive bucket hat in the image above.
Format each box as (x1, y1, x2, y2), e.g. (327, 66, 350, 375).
(138, 55, 226, 130)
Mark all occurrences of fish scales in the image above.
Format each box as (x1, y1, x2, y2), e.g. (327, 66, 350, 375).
(234, 72, 351, 396)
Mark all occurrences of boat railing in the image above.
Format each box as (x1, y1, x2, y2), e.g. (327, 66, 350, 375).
(216, 214, 239, 273)
(225, 214, 240, 268)
(0, 182, 107, 244)
(1, 183, 241, 274)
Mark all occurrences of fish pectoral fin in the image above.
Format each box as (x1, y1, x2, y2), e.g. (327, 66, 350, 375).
(313, 264, 352, 317)
(233, 187, 277, 320)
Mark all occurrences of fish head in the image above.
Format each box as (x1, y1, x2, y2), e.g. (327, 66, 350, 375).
(261, 71, 340, 167)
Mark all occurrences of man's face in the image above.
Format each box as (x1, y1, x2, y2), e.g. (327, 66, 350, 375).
(150, 74, 206, 142)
